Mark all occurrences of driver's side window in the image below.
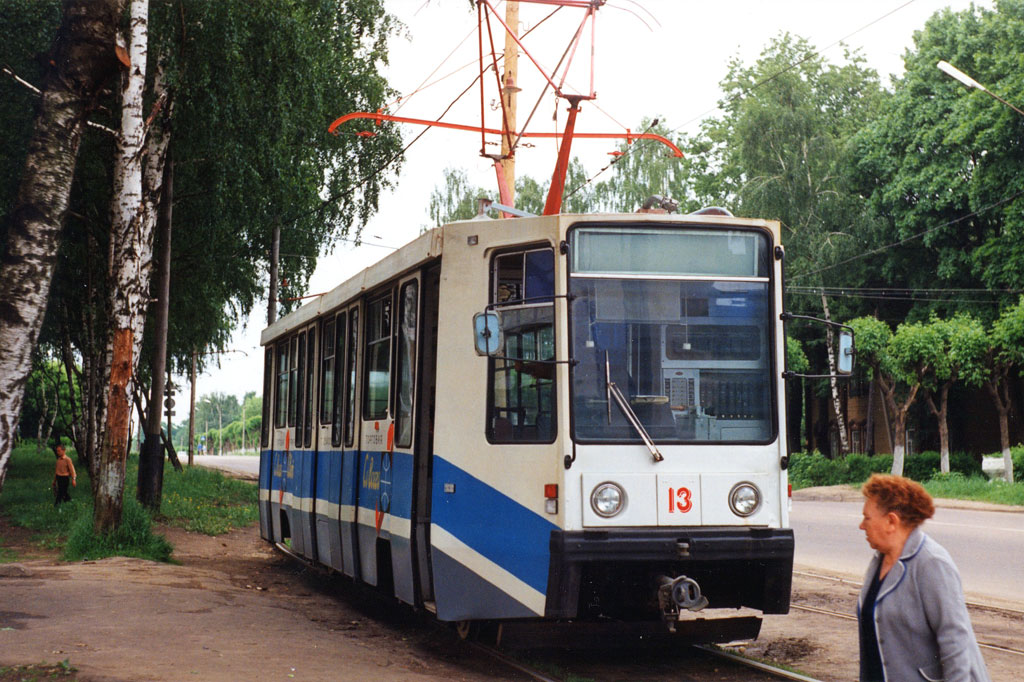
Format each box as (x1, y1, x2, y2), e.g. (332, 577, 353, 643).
(487, 248, 556, 443)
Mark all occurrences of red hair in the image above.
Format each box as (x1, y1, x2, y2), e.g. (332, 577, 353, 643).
(862, 474, 934, 528)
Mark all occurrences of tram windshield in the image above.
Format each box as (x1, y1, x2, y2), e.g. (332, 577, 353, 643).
(569, 225, 775, 444)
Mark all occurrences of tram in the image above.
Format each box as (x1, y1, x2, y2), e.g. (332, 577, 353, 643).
(258, 210, 845, 643)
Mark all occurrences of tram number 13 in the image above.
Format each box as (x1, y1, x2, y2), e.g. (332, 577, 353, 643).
(667, 487, 693, 514)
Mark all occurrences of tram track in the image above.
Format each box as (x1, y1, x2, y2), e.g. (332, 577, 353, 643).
(695, 644, 826, 682)
(790, 602, 1024, 659)
(791, 570, 1024, 659)
(464, 636, 827, 682)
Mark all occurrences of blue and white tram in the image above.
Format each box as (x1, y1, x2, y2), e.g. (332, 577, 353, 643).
(259, 212, 797, 641)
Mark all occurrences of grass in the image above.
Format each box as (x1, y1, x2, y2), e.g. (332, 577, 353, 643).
(160, 464, 258, 534)
(789, 451, 1024, 506)
(0, 442, 257, 563)
(0, 660, 77, 681)
(923, 472, 1024, 506)
(0, 542, 18, 563)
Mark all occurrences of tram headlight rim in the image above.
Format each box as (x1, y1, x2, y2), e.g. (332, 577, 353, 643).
(590, 481, 626, 518)
(728, 481, 762, 517)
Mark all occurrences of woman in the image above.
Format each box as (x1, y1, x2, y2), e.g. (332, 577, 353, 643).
(857, 474, 990, 682)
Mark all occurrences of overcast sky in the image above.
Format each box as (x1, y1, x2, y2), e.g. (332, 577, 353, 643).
(188, 0, 992, 408)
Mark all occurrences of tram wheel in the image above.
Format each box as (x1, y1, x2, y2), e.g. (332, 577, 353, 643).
(455, 620, 478, 640)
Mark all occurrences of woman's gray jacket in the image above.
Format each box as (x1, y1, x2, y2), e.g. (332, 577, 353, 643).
(857, 526, 990, 681)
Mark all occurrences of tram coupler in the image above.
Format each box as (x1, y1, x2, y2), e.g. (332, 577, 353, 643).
(657, 575, 709, 632)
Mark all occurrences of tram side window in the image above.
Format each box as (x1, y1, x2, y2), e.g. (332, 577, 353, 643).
(320, 318, 336, 424)
(395, 281, 418, 448)
(364, 294, 392, 420)
(331, 312, 347, 447)
(304, 328, 315, 447)
(275, 342, 289, 428)
(288, 336, 299, 427)
(294, 333, 305, 434)
(488, 248, 556, 443)
(262, 347, 273, 446)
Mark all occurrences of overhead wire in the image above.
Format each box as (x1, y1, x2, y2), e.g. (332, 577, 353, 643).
(565, 0, 924, 198)
(296, 2, 567, 235)
(787, 187, 1024, 282)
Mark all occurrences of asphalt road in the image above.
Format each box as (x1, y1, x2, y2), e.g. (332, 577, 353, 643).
(187, 454, 259, 480)
(792, 499, 1024, 608)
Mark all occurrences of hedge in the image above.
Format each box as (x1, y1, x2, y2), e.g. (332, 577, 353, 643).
(788, 450, 995, 489)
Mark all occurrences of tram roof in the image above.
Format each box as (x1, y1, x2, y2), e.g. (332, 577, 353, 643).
(260, 212, 780, 346)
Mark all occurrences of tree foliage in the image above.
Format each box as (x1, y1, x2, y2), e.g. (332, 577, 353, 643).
(0, 0, 403, 504)
(690, 34, 885, 292)
(849, 1, 1024, 324)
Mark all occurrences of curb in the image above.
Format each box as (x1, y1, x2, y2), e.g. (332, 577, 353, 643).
(793, 485, 1024, 513)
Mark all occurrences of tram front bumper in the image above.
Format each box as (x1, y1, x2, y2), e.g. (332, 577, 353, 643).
(545, 527, 794, 619)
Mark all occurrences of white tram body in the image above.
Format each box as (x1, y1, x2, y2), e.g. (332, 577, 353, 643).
(259, 212, 792, 639)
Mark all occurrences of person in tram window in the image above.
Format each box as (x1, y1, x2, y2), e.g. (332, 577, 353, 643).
(856, 474, 990, 682)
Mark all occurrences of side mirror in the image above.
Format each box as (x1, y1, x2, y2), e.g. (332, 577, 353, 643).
(473, 311, 503, 356)
(838, 330, 855, 374)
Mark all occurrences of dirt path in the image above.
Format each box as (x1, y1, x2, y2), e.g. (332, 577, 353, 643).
(2, 517, 1020, 681)
(0, 522, 518, 682)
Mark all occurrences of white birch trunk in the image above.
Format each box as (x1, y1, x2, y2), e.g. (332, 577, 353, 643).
(891, 442, 906, 477)
(821, 294, 849, 455)
(96, 0, 151, 531)
(0, 0, 125, 492)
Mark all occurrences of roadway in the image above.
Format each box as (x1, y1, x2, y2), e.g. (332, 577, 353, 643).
(186, 454, 259, 480)
(792, 497, 1024, 609)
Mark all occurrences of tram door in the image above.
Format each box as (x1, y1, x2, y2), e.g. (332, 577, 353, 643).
(338, 302, 362, 579)
(356, 286, 397, 586)
(292, 323, 319, 561)
(412, 265, 441, 605)
(268, 337, 293, 544)
(314, 311, 349, 573)
(389, 274, 422, 605)
(259, 346, 274, 542)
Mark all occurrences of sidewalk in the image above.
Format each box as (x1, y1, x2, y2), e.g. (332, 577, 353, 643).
(793, 484, 1024, 513)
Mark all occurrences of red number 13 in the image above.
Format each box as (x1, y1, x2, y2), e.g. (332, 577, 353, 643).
(667, 486, 693, 513)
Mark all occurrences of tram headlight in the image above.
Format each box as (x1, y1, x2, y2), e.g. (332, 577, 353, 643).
(590, 482, 625, 518)
(728, 482, 761, 517)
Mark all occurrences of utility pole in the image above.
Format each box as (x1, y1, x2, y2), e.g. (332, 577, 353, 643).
(500, 0, 520, 206)
(268, 223, 280, 325)
(138, 154, 174, 510)
(188, 349, 196, 466)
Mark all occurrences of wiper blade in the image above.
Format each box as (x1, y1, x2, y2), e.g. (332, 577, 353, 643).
(605, 352, 664, 462)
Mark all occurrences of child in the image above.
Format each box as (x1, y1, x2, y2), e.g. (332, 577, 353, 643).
(53, 445, 76, 506)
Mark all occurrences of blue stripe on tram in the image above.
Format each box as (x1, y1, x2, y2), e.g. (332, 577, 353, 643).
(431, 455, 557, 595)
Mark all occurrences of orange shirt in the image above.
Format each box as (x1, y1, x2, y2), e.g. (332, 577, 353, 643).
(55, 454, 76, 479)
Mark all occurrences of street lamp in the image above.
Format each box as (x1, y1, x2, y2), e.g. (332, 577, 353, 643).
(937, 60, 1024, 117)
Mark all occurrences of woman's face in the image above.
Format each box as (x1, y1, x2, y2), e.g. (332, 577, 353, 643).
(860, 497, 898, 553)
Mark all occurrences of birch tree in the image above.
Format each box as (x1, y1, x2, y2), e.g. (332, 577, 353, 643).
(689, 35, 885, 456)
(95, 0, 173, 532)
(0, 0, 125, 492)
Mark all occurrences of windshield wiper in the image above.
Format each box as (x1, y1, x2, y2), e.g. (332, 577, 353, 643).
(605, 352, 664, 462)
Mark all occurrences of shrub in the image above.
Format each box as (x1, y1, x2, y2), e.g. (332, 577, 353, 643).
(1011, 446, 1024, 483)
(903, 451, 941, 482)
(789, 451, 891, 489)
(63, 498, 172, 562)
(845, 453, 888, 482)
(949, 451, 983, 477)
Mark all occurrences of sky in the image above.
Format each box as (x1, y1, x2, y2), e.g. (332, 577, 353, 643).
(187, 0, 992, 408)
